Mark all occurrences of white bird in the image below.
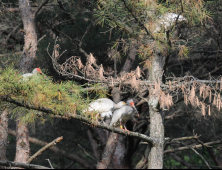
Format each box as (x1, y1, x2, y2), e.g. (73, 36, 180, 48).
(154, 13, 186, 33)
(21, 68, 42, 81)
(84, 98, 126, 122)
(110, 99, 139, 132)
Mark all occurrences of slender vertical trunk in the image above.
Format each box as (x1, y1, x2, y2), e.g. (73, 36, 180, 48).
(97, 88, 121, 169)
(14, 121, 30, 163)
(19, 0, 37, 73)
(112, 135, 130, 169)
(120, 40, 138, 74)
(15, 0, 38, 164)
(0, 109, 9, 169)
(148, 53, 166, 169)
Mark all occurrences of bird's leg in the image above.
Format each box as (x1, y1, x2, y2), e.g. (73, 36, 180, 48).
(123, 123, 130, 135)
(120, 121, 124, 130)
(95, 113, 100, 125)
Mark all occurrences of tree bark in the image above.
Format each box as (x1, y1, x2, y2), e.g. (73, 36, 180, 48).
(97, 88, 121, 169)
(120, 40, 138, 74)
(112, 135, 130, 169)
(148, 52, 166, 169)
(0, 109, 9, 169)
(19, 0, 37, 73)
(14, 120, 30, 164)
(14, 0, 38, 164)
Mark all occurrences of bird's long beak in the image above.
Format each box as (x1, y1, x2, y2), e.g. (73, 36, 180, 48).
(131, 102, 139, 117)
(133, 106, 139, 117)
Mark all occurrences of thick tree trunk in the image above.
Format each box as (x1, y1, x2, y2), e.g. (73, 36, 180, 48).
(148, 53, 166, 169)
(0, 109, 9, 169)
(14, 0, 38, 164)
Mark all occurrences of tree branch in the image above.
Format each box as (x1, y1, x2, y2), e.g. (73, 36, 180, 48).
(28, 136, 63, 163)
(178, 141, 211, 169)
(8, 129, 94, 169)
(34, 0, 50, 17)
(164, 140, 222, 153)
(0, 161, 51, 169)
(1, 96, 155, 144)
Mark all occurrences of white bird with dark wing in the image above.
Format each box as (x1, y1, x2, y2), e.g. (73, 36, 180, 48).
(110, 99, 139, 132)
(85, 98, 126, 121)
(21, 68, 42, 81)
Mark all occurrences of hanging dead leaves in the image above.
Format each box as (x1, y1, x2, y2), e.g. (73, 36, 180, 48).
(168, 77, 222, 117)
(48, 43, 222, 117)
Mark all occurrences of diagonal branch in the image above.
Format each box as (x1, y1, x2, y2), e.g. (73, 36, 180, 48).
(178, 141, 211, 169)
(0, 160, 51, 169)
(8, 129, 94, 169)
(28, 136, 63, 163)
(164, 140, 222, 153)
(1, 96, 155, 144)
(34, 0, 50, 17)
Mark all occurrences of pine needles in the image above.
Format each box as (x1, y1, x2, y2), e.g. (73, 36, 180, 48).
(0, 67, 107, 124)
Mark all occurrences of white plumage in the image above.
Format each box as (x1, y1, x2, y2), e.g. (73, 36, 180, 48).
(85, 98, 126, 119)
(21, 68, 42, 81)
(154, 13, 186, 33)
(110, 99, 138, 131)
(160, 13, 186, 28)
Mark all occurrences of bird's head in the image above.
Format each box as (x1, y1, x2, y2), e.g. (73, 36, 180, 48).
(127, 99, 139, 117)
(32, 68, 42, 75)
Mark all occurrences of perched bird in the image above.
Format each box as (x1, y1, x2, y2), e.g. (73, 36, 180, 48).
(154, 13, 186, 33)
(84, 98, 126, 122)
(21, 68, 42, 81)
(110, 99, 139, 132)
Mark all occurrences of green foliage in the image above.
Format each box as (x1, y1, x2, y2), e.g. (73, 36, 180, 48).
(94, 0, 210, 60)
(0, 67, 108, 124)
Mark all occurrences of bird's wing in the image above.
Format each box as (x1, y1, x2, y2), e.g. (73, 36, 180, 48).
(110, 106, 126, 126)
(88, 98, 114, 113)
(21, 73, 33, 81)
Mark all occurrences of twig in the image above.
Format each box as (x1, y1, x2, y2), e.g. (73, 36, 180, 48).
(4, 23, 22, 46)
(0, 160, 51, 169)
(178, 141, 211, 169)
(46, 159, 54, 169)
(28, 137, 63, 163)
(164, 140, 222, 153)
(37, 34, 47, 44)
(78, 144, 96, 160)
(165, 135, 200, 142)
(8, 129, 94, 169)
(34, 0, 50, 17)
(65, 161, 75, 169)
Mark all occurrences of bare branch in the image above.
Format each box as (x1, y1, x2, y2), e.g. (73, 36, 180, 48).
(4, 24, 22, 47)
(164, 140, 222, 153)
(8, 129, 94, 169)
(178, 141, 211, 169)
(0, 160, 51, 169)
(34, 0, 50, 17)
(28, 136, 63, 163)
